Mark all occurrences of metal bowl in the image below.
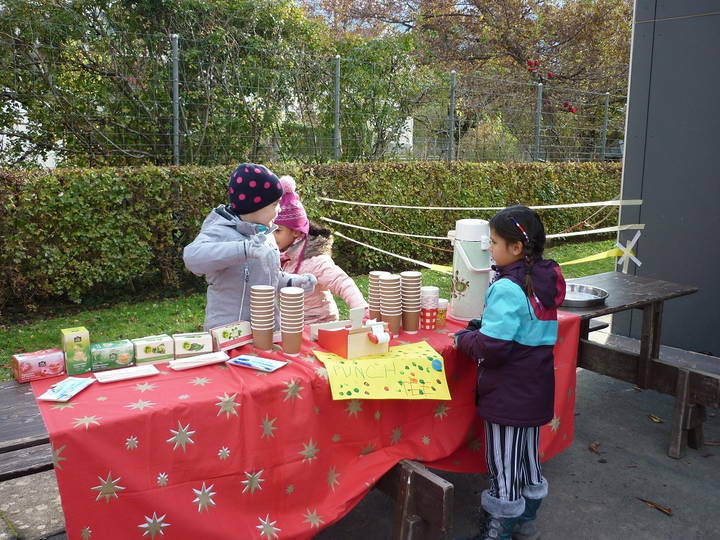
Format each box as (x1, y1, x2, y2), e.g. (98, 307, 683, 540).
(561, 283, 609, 308)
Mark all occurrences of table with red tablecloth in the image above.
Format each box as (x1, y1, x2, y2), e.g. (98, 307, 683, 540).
(32, 312, 579, 540)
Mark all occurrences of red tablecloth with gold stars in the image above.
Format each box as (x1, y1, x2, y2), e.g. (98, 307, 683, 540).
(32, 312, 579, 540)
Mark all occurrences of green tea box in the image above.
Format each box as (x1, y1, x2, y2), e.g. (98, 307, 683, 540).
(90, 340, 135, 371)
(210, 321, 252, 351)
(61, 326, 92, 375)
(132, 334, 174, 364)
(172, 332, 213, 358)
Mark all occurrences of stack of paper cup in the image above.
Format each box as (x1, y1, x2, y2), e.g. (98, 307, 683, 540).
(250, 285, 276, 350)
(368, 271, 390, 320)
(400, 271, 422, 334)
(420, 286, 440, 330)
(379, 273, 402, 334)
(279, 286, 304, 355)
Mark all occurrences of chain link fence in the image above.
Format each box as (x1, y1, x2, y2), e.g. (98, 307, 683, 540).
(0, 30, 626, 168)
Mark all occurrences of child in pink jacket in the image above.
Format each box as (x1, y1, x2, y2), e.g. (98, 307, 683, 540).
(273, 176, 368, 324)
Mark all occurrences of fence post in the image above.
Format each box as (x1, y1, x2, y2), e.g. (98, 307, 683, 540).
(171, 34, 180, 166)
(600, 91, 610, 160)
(334, 55, 341, 161)
(534, 82, 543, 161)
(448, 70, 457, 162)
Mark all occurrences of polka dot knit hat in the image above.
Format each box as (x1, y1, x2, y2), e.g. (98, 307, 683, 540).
(227, 163, 284, 215)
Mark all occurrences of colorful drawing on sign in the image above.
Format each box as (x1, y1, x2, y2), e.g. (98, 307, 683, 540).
(313, 341, 451, 401)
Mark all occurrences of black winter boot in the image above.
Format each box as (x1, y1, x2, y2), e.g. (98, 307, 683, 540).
(512, 497, 542, 540)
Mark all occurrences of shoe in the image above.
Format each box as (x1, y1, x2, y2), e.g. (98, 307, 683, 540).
(512, 497, 542, 540)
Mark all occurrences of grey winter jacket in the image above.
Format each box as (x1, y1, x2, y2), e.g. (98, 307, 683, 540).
(183, 206, 302, 331)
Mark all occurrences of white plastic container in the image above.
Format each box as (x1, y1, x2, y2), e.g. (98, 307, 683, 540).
(448, 219, 493, 321)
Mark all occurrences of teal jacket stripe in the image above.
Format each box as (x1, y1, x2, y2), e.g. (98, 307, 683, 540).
(480, 279, 558, 346)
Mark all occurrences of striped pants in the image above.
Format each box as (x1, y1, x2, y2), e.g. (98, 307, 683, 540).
(484, 421, 545, 501)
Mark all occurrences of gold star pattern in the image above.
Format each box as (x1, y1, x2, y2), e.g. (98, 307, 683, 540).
(80, 526, 92, 539)
(327, 466, 340, 492)
(126, 399, 156, 411)
(303, 508, 325, 529)
(422, 435, 431, 445)
(360, 442, 376, 455)
(373, 411, 382, 421)
(331, 434, 341, 442)
(52, 402, 76, 410)
(285, 484, 295, 495)
(126, 436, 139, 450)
(156, 473, 168, 487)
(260, 415, 278, 438)
(91, 471, 125, 502)
(283, 379, 304, 402)
(314, 366, 328, 379)
(242, 470, 265, 494)
(192, 482, 217, 512)
(550, 416, 561, 432)
(215, 392, 240, 418)
(73, 415, 102, 430)
(167, 421, 196, 452)
(218, 447, 230, 460)
(138, 512, 170, 539)
(189, 377, 211, 386)
(299, 439, 319, 462)
(434, 403, 451, 419)
(52, 444, 66, 470)
(96, 396, 108, 401)
(178, 394, 190, 400)
(390, 427, 402, 445)
(469, 438, 483, 452)
(345, 399, 363, 418)
(256, 514, 281, 539)
(135, 382, 157, 393)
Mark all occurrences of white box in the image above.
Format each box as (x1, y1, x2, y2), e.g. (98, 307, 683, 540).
(210, 321, 252, 351)
(172, 332, 213, 358)
(132, 334, 174, 364)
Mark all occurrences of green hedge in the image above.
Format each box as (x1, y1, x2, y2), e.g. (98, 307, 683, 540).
(0, 162, 621, 311)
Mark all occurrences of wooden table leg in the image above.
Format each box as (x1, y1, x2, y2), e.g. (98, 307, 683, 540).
(669, 369, 690, 459)
(638, 302, 663, 388)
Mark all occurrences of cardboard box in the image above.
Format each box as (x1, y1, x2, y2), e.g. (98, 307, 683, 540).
(132, 334, 174, 364)
(172, 332, 213, 358)
(90, 340, 135, 371)
(12, 348, 66, 383)
(61, 327, 92, 375)
(210, 321, 252, 351)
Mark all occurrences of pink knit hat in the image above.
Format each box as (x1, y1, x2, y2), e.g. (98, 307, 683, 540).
(274, 176, 310, 235)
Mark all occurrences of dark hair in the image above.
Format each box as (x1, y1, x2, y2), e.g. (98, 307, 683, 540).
(489, 205, 546, 297)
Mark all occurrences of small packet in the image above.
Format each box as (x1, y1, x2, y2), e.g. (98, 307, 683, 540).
(37, 377, 95, 402)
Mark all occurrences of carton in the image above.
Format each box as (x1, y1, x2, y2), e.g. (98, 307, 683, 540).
(61, 327, 92, 375)
(209, 321, 252, 351)
(90, 340, 135, 371)
(132, 334, 175, 364)
(12, 348, 66, 383)
(172, 332, 213, 358)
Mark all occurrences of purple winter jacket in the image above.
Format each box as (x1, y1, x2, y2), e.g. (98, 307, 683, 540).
(455, 258, 566, 427)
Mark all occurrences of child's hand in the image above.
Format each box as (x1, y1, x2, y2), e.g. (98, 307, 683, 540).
(465, 318, 482, 331)
(292, 274, 317, 293)
(247, 235, 274, 259)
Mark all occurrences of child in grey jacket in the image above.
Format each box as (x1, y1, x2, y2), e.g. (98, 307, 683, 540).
(183, 163, 316, 331)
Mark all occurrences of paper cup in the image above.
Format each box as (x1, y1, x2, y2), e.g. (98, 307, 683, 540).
(252, 328, 274, 350)
(368, 309, 381, 320)
(384, 314, 401, 335)
(402, 310, 420, 334)
(281, 331, 302, 355)
(420, 308, 438, 330)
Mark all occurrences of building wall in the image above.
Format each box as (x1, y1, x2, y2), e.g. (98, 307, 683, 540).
(616, 1, 720, 354)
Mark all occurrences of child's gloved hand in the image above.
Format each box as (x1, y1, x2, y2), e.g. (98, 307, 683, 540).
(247, 234, 274, 259)
(291, 274, 317, 293)
(465, 318, 482, 331)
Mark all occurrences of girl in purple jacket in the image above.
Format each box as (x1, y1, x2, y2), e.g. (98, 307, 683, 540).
(455, 206, 565, 540)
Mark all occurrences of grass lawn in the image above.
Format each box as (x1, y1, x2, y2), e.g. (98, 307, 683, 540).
(0, 239, 615, 381)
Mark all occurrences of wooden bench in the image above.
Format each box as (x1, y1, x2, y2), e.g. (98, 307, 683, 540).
(580, 333, 720, 459)
(0, 380, 453, 539)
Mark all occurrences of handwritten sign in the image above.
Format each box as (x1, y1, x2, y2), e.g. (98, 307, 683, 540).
(313, 341, 451, 400)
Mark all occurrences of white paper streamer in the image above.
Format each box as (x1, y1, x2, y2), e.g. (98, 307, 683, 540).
(319, 197, 642, 211)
